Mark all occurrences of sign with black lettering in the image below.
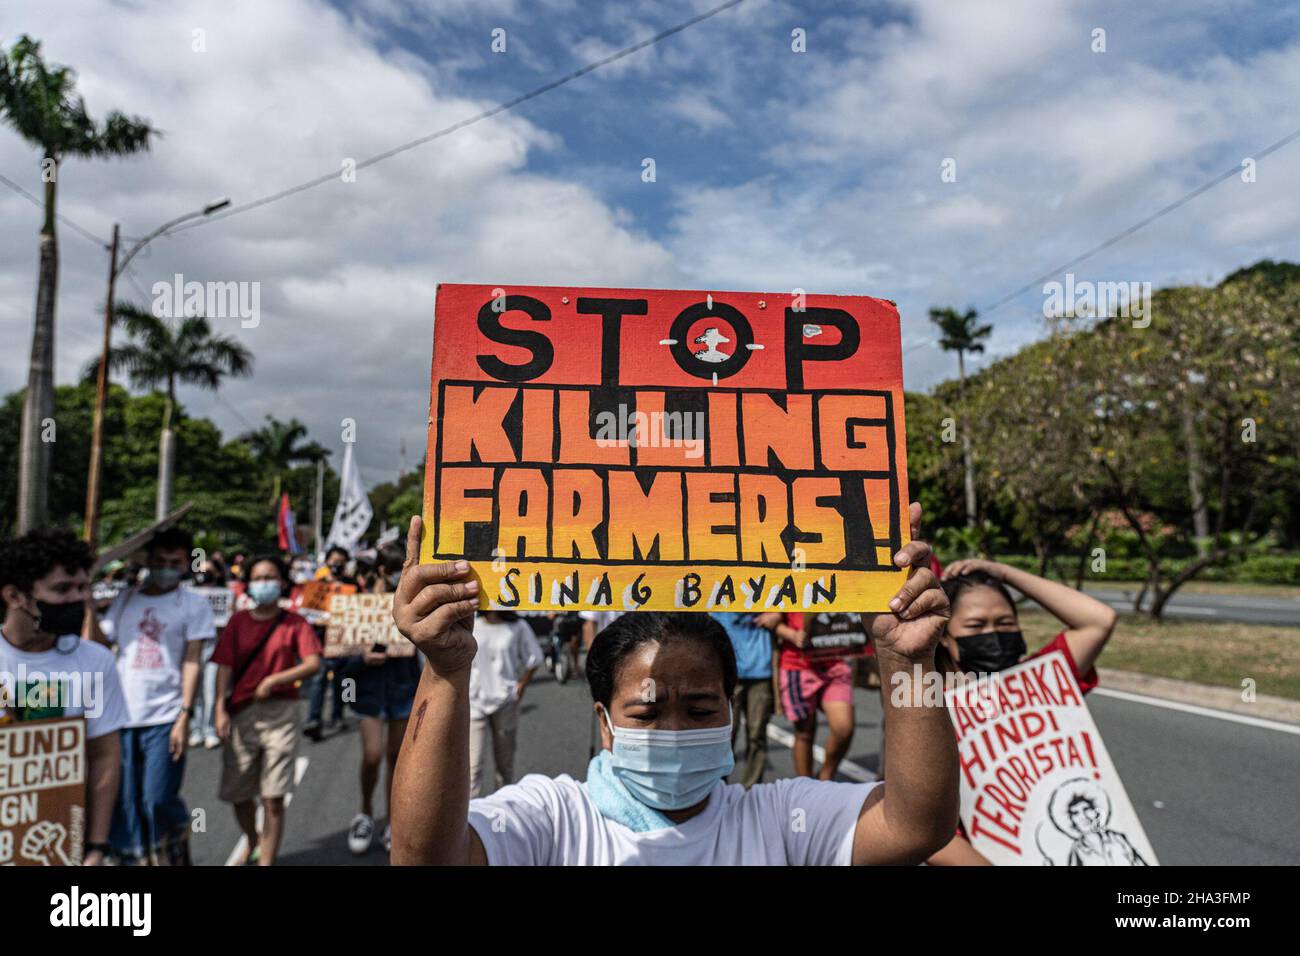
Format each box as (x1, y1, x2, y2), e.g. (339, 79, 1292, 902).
(0, 717, 85, 866)
(422, 284, 910, 612)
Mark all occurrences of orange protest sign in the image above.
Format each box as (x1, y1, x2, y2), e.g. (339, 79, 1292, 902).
(421, 284, 910, 612)
(298, 580, 356, 613)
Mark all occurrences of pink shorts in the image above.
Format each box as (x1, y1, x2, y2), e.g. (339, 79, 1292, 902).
(779, 660, 854, 723)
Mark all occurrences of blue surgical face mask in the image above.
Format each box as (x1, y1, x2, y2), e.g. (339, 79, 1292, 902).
(247, 581, 282, 606)
(603, 707, 735, 811)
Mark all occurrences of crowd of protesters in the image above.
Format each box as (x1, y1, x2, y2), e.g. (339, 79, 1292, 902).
(0, 503, 1117, 866)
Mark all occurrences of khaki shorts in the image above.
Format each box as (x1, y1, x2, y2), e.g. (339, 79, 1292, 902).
(220, 698, 301, 803)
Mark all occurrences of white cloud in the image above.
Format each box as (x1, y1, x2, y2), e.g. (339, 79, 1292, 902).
(0, 0, 676, 489)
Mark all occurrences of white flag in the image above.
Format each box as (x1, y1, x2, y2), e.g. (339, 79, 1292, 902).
(325, 443, 373, 553)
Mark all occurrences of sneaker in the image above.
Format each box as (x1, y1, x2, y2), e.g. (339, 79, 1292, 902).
(303, 721, 323, 742)
(204, 734, 220, 749)
(188, 731, 203, 747)
(348, 813, 374, 855)
(382, 823, 392, 854)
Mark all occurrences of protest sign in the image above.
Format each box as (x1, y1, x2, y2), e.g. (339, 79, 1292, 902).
(185, 585, 234, 627)
(298, 580, 357, 613)
(322, 593, 416, 657)
(0, 717, 86, 866)
(942, 650, 1158, 866)
(422, 284, 909, 612)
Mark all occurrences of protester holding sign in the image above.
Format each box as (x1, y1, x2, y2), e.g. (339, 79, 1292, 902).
(101, 527, 214, 865)
(345, 544, 421, 856)
(925, 560, 1119, 866)
(390, 504, 959, 866)
(213, 556, 322, 865)
(0, 529, 130, 866)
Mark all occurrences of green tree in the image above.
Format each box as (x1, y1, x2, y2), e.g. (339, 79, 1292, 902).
(238, 416, 330, 503)
(928, 306, 992, 529)
(0, 36, 154, 532)
(97, 302, 252, 520)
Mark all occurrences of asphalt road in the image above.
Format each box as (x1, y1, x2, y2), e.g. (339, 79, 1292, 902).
(179, 661, 1300, 866)
(1081, 588, 1300, 627)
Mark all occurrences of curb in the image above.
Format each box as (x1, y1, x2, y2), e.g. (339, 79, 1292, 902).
(1098, 668, 1300, 726)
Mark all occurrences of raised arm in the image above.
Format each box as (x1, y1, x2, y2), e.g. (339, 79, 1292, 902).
(945, 560, 1117, 674)
(851, 503, 959, 866)
(389, 517, 484, 865)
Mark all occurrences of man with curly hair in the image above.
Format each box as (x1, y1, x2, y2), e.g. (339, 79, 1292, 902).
(0, 528, 129, 866)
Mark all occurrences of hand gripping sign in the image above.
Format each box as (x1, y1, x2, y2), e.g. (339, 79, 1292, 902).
(421, 284, 910, 613)
(942, 651, 1158, 866)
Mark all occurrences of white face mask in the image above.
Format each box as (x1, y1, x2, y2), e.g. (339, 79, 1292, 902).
(602, 706, 735, 811)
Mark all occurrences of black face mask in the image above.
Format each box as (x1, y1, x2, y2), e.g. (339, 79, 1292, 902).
(36, 599, 88, 638)
(954, 630, 1026, 674)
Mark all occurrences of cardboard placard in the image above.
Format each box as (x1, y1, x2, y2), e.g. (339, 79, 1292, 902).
(322, 593, 416, 657)
(422, 284, 909, 612)
(185, 585, 234, 628)
(0, 717, 86, 866)
(298, 580, 357, 613)
(943, 651, 1158, 866)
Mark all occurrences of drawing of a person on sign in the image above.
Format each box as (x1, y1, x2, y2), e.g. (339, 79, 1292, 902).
(692, 327, 732, 362)
(1041, 777, 1148, 866)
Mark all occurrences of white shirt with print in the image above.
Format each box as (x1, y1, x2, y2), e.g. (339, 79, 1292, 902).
(104, 587, 216, 728)
(469, 774, 876, 865)
(468, 618, 543, 720)
(0, 632, 129, 739)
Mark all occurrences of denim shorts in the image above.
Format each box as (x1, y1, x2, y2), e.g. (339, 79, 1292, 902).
(349, 655, 421, 720)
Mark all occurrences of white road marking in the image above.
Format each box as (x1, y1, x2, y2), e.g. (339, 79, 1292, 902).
(1093, 688, 1300, 736)
(765, 724, 878, 782)
(224, 756, 312, 866)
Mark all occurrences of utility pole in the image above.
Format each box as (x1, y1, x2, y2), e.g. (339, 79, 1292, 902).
(83, 224, 120, 544)
(81, 198, 231, 545)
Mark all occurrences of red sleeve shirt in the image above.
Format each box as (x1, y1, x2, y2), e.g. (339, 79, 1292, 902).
(1027, 631, 1099, 695)
(212, 609, 323, 711)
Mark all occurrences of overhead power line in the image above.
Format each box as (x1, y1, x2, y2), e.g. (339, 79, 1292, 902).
(0, 171, 109, 248)
(164, 0, 749, 238)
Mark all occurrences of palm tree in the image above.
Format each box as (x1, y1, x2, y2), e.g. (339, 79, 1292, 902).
(238, 416, 330, 503)
(929, 306, 993, 528)
(97, 303, 253, 519)
(0, 36, 154, 532)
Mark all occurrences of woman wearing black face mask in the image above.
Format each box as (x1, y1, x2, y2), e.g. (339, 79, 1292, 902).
(927, 561, 1118, 866)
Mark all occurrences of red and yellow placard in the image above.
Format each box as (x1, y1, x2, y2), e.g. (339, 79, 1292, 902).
(421, 284, 909, 612)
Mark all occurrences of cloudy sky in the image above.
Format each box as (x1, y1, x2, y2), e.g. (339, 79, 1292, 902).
(2, 0, 1298, 489)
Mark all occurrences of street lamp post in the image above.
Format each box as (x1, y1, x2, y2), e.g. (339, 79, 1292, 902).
(82, 198, 231, 545)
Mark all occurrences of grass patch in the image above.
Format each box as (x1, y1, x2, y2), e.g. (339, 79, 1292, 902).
(1018, 610, 1300, 701)
(1081, 580, 1300, 599)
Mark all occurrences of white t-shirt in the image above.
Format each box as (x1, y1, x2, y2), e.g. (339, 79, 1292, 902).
(104, 587, 216, 728)
(0, 632, 129, 739)
(468, 774, 876, 865)
(469, 618, 543, 720)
